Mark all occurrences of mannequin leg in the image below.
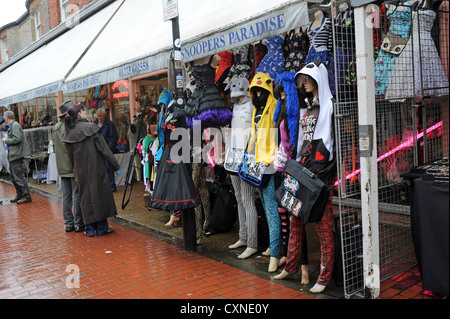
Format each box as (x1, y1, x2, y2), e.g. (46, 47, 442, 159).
(230, 175, 247, 248)
(310, 194, 334, 292)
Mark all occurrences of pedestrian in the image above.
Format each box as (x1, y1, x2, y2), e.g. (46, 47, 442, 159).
(94, 108, 119, 192)
(1, 110, 32, 204)
(62, 104, 120, 237)
(52, 101, 84, 232)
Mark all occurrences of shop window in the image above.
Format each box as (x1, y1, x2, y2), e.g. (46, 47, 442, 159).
(111, 80, 130, 143)
(34, 10, 42, 40)
(60, 0, 69, 22)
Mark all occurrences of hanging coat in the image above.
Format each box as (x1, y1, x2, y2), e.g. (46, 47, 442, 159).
(62, 119, 120, 225)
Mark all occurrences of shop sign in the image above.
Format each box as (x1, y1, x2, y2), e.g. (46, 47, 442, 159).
(162, 0, 178, 21)
(180, 2, 308, 62)
(0, 82, 62, 106)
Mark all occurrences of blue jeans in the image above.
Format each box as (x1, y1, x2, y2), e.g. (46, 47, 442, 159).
(258, 175, 281, 258)
(85, 219, 109, 236)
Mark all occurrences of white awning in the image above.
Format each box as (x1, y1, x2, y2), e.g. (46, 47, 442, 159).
(63, 0, 309, 93)
(1, 0, 309, 103)
(0, 0, 122, 106)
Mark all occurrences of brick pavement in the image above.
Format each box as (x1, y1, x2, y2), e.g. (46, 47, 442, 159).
(0, 181, 444, 303)
(0, 182, 315, 300)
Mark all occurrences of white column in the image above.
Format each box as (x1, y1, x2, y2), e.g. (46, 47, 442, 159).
(354, 4, 380, 299)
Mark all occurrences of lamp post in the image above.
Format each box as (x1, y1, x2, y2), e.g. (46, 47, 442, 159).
(163, 0, 197, 252)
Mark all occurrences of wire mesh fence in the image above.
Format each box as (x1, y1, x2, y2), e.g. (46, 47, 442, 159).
(327, 0, 448, 298)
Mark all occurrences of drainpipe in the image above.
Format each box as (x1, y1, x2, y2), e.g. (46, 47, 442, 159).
(354, 4, 380, 299)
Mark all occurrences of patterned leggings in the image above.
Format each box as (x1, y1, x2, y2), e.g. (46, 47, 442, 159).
(258, 175, 282, 259)
(284, 192, 335, 286)
(192, 163, 211, 240)
(230, 175, 258, 248)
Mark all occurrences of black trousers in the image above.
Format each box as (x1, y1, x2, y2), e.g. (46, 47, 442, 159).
(9, 158, 31, 199)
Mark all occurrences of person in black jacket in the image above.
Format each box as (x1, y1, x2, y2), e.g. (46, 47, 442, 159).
(94, 108, 119, 192)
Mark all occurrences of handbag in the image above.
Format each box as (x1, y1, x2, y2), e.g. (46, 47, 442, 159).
(238, 152, 270, 188)
(224, 147, 245, 173)
(275, 159, 330, 224)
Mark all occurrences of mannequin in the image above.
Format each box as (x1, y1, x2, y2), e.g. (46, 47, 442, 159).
(150, 101, 202, 211)
(272, 71, 309, 283)
(305, 10, 332, 70)
(185, 55, 232, 129)
(311, 10, 324, 30)
(247, 72, 281, 272)
(224, 77, 258, 259)
(273, 60, 336, 294)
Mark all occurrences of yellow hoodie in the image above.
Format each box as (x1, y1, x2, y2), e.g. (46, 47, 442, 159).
(247, 72, 278, 165)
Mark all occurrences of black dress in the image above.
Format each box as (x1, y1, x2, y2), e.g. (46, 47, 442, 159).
(150, 106, 201, 211)
(185, 55, 232, 129)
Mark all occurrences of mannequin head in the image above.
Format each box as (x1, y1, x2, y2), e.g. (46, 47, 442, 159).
(251, 87, 270, 109)
(296, 74, 318, 98)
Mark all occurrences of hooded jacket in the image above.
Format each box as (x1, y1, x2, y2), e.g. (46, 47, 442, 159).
(246, 72, 278, 165)
(295, 60, 335, 172)
(224, 77, 253, 151)
(156, 89, 173, 162)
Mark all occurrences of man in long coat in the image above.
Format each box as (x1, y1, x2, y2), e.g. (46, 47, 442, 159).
(62, 107, 120, 236)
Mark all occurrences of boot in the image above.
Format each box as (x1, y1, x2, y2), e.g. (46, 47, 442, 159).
(268, 257, 280, 272)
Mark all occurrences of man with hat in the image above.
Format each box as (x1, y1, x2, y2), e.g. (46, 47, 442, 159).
(52, 101, 84, 232)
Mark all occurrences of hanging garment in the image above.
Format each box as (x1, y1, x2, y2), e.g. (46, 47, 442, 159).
(374, 6, 412, 96)
(250, 41, 268, 79)
(282, 29, 309, 73)
(185, 55, 232, 129)
(385, 9, 449, 101)
(215, 50, 233, 92)
(255, 35, 285, 80)
(150, 106, 202, 211)
(223, 45, 252, 85)
(327, 8, 356, 100)
(304, 17, 332, 66)
(304, 17, 335, 95)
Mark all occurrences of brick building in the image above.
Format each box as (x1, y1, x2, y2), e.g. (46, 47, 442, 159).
(0, 0, 95, 64)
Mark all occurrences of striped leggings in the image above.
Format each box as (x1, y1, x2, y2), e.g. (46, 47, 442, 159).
(230, 175, 258, 248)
(284, 192, 335, 286)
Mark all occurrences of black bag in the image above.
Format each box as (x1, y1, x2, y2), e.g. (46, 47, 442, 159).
(209, 185, 238, 233)
(333, 211, 363, 288)
(275, 160, 330, 224)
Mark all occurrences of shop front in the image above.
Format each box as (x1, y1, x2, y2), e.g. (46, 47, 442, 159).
(0, 0, 448, 299)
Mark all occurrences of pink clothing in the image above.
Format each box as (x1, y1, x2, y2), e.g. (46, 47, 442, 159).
(274, 119, 294, 172)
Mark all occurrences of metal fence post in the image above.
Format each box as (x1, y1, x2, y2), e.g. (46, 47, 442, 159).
(354, 4, 380, 299)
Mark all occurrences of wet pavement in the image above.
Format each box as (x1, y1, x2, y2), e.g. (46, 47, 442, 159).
(0, 179, 445, 305)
